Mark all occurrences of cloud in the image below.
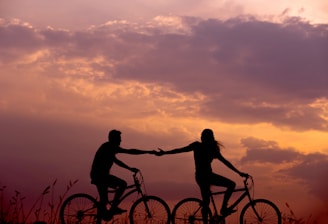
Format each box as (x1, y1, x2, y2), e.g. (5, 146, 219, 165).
(240, 137, 302, 163)
(240, 136, 328, 200)
(1, 16, 328, 132)
(280, 152, 328, 199)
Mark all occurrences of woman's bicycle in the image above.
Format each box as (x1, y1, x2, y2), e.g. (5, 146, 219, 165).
(172, 175, 281, 224)
(60, 171, 171, 224)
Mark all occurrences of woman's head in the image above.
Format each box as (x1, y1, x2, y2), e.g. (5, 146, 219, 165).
(201, 129, 224, 149)
(201, 129, 215, 143)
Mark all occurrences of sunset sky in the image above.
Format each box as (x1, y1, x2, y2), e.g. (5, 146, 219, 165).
(1, 0, 328, 222)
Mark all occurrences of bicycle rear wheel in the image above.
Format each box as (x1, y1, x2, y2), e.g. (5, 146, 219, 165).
(172, 198, 212, 224)
(240, 199, 281, 224)
(129, 195, 171, 224)
(60, 193, 99, 224)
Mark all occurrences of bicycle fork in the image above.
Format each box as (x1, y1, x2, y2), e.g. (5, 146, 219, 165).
(248, 200, 263, 222)
(245, 190, 263, 223)
(141, 197, 153, 218)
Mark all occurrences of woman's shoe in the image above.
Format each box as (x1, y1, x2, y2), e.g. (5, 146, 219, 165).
(220, 207, 237, 216)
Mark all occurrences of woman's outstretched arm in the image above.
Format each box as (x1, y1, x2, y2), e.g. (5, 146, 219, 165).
(217, 153, 248, 177)
(157, 144, 193, 155)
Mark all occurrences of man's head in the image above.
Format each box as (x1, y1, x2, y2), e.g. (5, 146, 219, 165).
(108, 129, 122, 146)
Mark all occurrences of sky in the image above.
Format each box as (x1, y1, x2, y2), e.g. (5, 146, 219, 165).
(1, 0, 328, 223)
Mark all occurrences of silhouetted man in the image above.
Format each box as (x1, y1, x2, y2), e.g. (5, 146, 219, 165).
(90, 129, 156, 220)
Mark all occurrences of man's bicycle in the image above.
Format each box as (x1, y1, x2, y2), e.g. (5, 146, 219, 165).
(60, 171, 171, 224)
(172, 175, 281, 224)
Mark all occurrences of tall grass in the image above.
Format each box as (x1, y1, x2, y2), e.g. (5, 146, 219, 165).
(282, 203, 318, 224)
(0, 179, 78, 224)
(1, 182, 321, 224)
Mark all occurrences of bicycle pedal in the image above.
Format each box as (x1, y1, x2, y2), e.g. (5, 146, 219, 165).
(209, 216, 225, 224)
(101, 212, 113, 221)
(211, 215, 225, 221)
(111, 207, 127, 215)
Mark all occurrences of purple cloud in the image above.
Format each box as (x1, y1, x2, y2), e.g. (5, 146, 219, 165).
(240, 137, 302, 163)
(1, 16, 327, 131)
(240, 136, 328, 199)
(280, 152, 328, 199)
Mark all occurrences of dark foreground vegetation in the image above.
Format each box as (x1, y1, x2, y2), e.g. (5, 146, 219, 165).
(0, 181, 318, 224)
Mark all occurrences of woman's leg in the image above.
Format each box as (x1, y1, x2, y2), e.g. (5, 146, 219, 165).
(210, 173, 236, 214)
(196, 177, 210, 224)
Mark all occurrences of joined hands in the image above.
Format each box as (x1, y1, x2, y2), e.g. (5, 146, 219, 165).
(150, 148, 165, 156)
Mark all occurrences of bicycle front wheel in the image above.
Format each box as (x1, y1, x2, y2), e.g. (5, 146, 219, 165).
(60, 193, 99, 224)
(129, 195, 171, 224)
(172, 198, 212, 224)
(240, 199, 281, 224)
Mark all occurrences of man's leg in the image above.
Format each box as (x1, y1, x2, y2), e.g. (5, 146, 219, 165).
(95, 183, 109, 214)
(107, 175, 127, 212)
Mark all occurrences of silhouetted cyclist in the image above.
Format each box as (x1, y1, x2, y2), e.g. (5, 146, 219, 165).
(90, 129, 156, 220)
(157, 129, 248, 224)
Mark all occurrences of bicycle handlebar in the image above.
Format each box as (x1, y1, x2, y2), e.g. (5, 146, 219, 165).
(133, 169, 140, 176)
(243, 174, 253, 186)
(132, 170, 143, 183)
(243, 174, 252, 180)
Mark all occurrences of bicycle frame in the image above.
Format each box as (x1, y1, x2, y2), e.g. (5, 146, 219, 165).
(106, 172, 145, 206)
(209, 176, 253, 217)
(171, 175, 281, 224)
(60, 171, 171, 224)
(106, 172, 162, 222)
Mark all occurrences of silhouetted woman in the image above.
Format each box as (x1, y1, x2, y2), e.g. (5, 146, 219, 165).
(158, 129, 248, 224)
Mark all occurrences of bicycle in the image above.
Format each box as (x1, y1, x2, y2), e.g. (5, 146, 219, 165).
(60, 170, 171, 224)
(171, 175, 281, 224)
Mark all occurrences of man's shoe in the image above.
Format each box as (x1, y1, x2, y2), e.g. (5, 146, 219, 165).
(110, 207, 127, 215)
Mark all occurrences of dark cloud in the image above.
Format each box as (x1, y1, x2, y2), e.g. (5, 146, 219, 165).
(203, 98, 328, 131)
(1, 16, 328, 131)
(280, 152, 328, 199)
(240, 137, 328, 199)
(187, 18, 328, 130)
(0, 22, 41, 48)
(240, 137, 302, 163)
(0, 22, 43, 63)
(112, 17, 328, 131)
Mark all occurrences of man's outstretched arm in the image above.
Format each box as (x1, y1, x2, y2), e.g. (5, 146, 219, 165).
(156, 145, 192, 155)
(119, 147, 157, 155)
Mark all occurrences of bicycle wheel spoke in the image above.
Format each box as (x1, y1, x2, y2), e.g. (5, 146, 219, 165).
(60, 194, 98, 224)
(172, 198, 210, 224)
(130, 196, 170, 224)
(240, 199, 281, 224)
